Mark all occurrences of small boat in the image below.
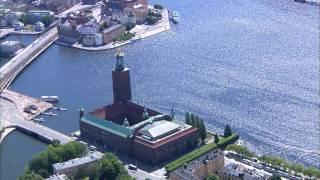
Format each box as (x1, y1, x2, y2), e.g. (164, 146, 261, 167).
(32, 117, 44, 122)
(43, 112, 58, 116)
(40, 96, 60, 102)
(171, 11, 179, 24)
(57, 107, 67, 111)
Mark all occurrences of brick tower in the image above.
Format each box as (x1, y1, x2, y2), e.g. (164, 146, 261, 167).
(112, 50, 132, 103)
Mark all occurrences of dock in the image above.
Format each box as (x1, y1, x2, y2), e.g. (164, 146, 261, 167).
(0, 92, 73, 145)
(1, 89, 53, 120)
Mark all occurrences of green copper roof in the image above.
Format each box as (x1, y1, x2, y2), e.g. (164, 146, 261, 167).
(81, 114, 133, 138)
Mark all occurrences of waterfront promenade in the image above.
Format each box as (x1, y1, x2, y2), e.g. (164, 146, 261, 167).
(0, 97, 73, 144)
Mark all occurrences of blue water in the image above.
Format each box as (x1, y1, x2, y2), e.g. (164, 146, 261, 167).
(0, 0, 319, 177)
(0, 131, 47, 180)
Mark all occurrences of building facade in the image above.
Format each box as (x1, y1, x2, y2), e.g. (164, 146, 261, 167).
(169, 149, 225, 180)
(218, 163, 271, 180)
(53, 152, 103, 177)
(80, 52, 199, 165)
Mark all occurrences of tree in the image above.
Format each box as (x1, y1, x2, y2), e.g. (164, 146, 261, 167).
(205, 173, 219, 180)
(41, 15, 53, 27)
(224, 124, 232, 137)
(290, 163, 304, 175)
(100, 153, 128, 180)
(270, 175, 281, 180)
(185, 112, 191, 125)
(194, 116, 200, 128)
(154, 4, 164, 10)
(190, 113, 195, 126)
(303, 167, 320, 178)
(18, 172, 44, 180)
(19, 14, 29, 24)
(198, 119, 207, 142)
(214, 134, 219, 144)
(226, 144, 254, 158)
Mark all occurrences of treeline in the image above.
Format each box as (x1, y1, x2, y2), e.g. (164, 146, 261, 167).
(19, 141, 133, 180)
(260, 155, 320, 178)
(227, 144, 320, 178)
(185, 112, 207, 142)
(19, 141, 87, 179)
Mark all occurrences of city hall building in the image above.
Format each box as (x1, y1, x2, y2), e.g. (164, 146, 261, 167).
(79, 52, 199, 165)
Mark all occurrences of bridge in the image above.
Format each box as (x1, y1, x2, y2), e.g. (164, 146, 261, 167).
(0, 27, 58, 92)
(0, 96, 73, 144)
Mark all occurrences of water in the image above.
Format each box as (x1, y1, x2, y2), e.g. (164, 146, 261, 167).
(0, 131, 47, 180)
(0, 0, 319, 177)
(0, 35, 38, 67)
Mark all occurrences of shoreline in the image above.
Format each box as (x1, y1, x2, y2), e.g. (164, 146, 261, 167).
(55, 9, 171, 51)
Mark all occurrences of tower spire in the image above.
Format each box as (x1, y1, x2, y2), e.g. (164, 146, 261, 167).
(115, 48, 125, 71)
(112, 49, 132, 103)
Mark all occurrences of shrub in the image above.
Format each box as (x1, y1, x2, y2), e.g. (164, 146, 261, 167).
(154, 4, 164, 10)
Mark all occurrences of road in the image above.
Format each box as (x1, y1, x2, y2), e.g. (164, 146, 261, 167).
(0, 98, 72, 144)
(0, 28, 58, 92)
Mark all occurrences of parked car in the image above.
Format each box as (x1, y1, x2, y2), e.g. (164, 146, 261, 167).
(128, 164, 137, 171)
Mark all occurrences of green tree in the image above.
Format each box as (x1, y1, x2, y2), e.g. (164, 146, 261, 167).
(19, 14, 29, 24)
(270, 175, 281, 180)
(205, 173, 219, 180)
(214, 134, 219, 144)
(194, 116, 200, 128)
(18, 172, 44, 180)
(154, 4, 164, 10)
(198, 119, 207, 142)
(303, 167, 320, 178)
(224, 124, 232, 137)
(185, 112, 191, 125)
(99, 153, 128, 180)
(41, 15, 53, 27)
(226, 144, 254, 158)
(290, 163, 304, 175)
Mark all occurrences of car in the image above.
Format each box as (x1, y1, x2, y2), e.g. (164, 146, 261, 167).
(128, 164, 137, 171)
(253, 163, 263, 169)
(243, 159, 252, 166)
(89, 145, 96, 151)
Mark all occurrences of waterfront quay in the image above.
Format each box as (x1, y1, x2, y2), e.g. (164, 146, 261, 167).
(0, 28, 13, 39)
(66, 8, 171, 51)
(1, 89, 52, 120)
(0, 96, 73, 145)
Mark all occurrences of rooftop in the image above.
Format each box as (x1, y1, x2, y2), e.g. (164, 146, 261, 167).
(138, 120, 181, 140)
(103, 24, 124, 33)
(53, 151, 103, 172)
(81, 114, 134, 138)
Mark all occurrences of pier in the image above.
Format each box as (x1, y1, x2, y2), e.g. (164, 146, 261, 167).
(0, 96, 73, 144)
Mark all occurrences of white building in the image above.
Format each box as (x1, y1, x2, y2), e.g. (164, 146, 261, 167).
(52, 151, 103, 177)
(78, 20, 100, 36)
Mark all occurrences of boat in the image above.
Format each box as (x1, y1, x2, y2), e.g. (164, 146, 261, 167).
(32, 117, 44, 122)
(171, 11, 180, 24)
(40, 96, 60, 102)
(43, 112, 58, 116)
(57, 107, 67, 111)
